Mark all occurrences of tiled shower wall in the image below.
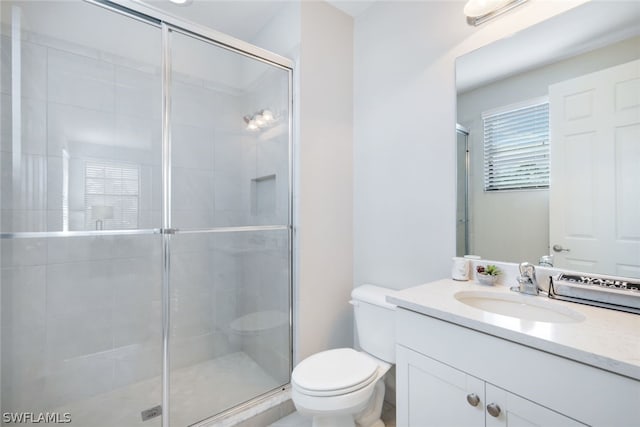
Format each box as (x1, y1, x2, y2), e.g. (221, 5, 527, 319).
(1, 235, 163, 411)
(1, 17, 289, 416)
(1, 26, 162, 412)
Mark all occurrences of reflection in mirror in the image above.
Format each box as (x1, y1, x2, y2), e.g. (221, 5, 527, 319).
(456, 1, 640, 279)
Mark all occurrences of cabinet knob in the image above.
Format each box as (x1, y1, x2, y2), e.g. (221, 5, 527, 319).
(466, 393, 480, 407)
(486, 403, 501, 417)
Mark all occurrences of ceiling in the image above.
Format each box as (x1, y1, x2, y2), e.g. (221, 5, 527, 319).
(456, 1, 640, 93)
(325, 0, 376, 17)
(139, 0, 378, 33)
(6, 0, 637, 94)
(138, 0, 288, 41)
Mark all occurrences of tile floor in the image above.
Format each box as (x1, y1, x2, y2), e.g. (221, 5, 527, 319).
(269, 401, 396, 427)
(12, 352, 280, 427)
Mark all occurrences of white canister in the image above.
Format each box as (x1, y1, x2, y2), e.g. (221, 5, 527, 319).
(451, 257, 470, 281)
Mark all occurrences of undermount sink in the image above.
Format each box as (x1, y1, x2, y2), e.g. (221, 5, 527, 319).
(454, 291, 586, 323)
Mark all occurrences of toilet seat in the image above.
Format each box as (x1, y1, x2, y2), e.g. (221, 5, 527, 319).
(292, 348, 379, 397)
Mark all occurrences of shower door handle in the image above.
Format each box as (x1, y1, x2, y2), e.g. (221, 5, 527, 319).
(160, 228, 179, 235)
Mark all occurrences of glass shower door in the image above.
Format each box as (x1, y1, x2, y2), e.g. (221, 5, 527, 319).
(1, 2, 292, 426)
(167, 30, 291, 425)
(1, 1, 163, 426)
(456, 126, 470, 257)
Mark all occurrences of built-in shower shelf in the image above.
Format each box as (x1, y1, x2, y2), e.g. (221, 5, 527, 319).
(251, 174, 277, 216)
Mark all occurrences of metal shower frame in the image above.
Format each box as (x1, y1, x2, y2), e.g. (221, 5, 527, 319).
(1, 0, 295, 425)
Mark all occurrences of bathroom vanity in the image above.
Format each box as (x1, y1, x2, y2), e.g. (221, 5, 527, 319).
(388, 280, 640, 426)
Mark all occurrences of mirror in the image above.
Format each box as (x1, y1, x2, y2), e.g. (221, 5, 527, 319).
(456, 1, 640, 279)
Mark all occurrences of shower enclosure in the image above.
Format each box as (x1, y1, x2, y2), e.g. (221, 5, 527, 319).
(456, 124, 469, 257)
(0, 1, 293, 426)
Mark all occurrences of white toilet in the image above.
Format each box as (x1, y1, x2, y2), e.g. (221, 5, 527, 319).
(291, 284, 397, 427)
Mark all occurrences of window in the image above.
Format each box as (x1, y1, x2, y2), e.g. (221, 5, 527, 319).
(85, 161, 140, 230)
(483, 99, 550, 191)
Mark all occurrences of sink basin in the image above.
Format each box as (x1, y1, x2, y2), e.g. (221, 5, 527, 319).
(454, 291, 585, 323)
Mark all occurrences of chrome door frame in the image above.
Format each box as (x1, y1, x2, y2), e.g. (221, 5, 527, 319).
(87, 2, 295, 426)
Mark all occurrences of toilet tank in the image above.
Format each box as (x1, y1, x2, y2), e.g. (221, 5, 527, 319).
(351, 284, 397, 363)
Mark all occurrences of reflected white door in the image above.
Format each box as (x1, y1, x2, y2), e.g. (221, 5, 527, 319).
(549, 59, 640, 277)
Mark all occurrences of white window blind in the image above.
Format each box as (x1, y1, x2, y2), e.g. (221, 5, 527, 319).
(85, 161, 140, 230)
(483, 101, 550, 191)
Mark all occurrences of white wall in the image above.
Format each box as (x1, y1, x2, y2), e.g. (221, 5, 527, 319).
(353, 0, 587, 290)
(297, 1, 354, 362)
(250, 0, 356, 363)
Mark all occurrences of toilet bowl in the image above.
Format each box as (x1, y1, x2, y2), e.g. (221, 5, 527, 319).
(291, 285, 397, 427)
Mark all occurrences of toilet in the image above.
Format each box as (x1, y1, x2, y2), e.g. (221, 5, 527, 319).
(291, 285, 397, 427)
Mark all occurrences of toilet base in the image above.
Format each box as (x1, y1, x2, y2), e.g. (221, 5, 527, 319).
(310, 415, 384, 427)
(354, 380, 386, 427)
(305, 379, 387, 427)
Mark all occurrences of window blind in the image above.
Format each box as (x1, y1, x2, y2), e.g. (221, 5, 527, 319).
(85, 161, 140, 230)
(483, 101, 550, 191)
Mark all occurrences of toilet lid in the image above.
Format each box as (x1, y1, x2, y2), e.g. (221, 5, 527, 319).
(292, 348, 378, 394)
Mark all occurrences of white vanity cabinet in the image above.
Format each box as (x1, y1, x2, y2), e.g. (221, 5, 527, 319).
(397, 345, 485, 426)
(397, 345, 585, 427)
(395, 308, 640, 427)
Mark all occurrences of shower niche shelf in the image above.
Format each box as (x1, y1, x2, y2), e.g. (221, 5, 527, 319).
(251, 174, 277, 216)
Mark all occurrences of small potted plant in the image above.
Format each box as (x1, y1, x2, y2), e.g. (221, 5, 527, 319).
(476, 264, 500, 286)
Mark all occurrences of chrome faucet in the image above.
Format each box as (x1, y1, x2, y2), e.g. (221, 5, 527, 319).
(512, 262, 540, 295)
(538, 254, 554, 267)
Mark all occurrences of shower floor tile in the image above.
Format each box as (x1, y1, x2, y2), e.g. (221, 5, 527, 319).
(20, 352, 280, 427)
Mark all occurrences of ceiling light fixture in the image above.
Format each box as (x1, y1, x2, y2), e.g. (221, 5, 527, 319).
(261, 109, 274, 122)
(244, 109, 276, 132)
(254, 115, 266, 127)
(168, 0, 193, 6)
(244, 116, 258, 131)
(464, 0, 529, 26)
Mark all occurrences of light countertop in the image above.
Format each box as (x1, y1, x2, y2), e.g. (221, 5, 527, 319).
(387, 279, 640, 381)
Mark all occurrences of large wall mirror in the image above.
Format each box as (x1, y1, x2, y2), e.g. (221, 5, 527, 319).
(456, 1, 640, 279)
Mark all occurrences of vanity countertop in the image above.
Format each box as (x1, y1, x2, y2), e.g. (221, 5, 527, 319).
(387, 279, 640, 381)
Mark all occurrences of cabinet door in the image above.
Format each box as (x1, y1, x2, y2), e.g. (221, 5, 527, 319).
(397, 345, 485, 427)
(485, 383, 586, 427)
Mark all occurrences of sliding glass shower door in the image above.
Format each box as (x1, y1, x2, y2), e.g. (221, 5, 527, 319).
(0, 1, 292, 426)
(0, 2, 164, 426)
(167, 26, 291, 427)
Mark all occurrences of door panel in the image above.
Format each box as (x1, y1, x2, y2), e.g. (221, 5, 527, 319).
(485, 383, 586, 427)
(168, 229, 290, 426)
(549, 60, 640, 276)
(0, 0, 162, 234)
(169, 31, 290, 231)
(1, 2, 163, 426)
(397, 345, 485, 427)
(167, 29, 291, 425)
